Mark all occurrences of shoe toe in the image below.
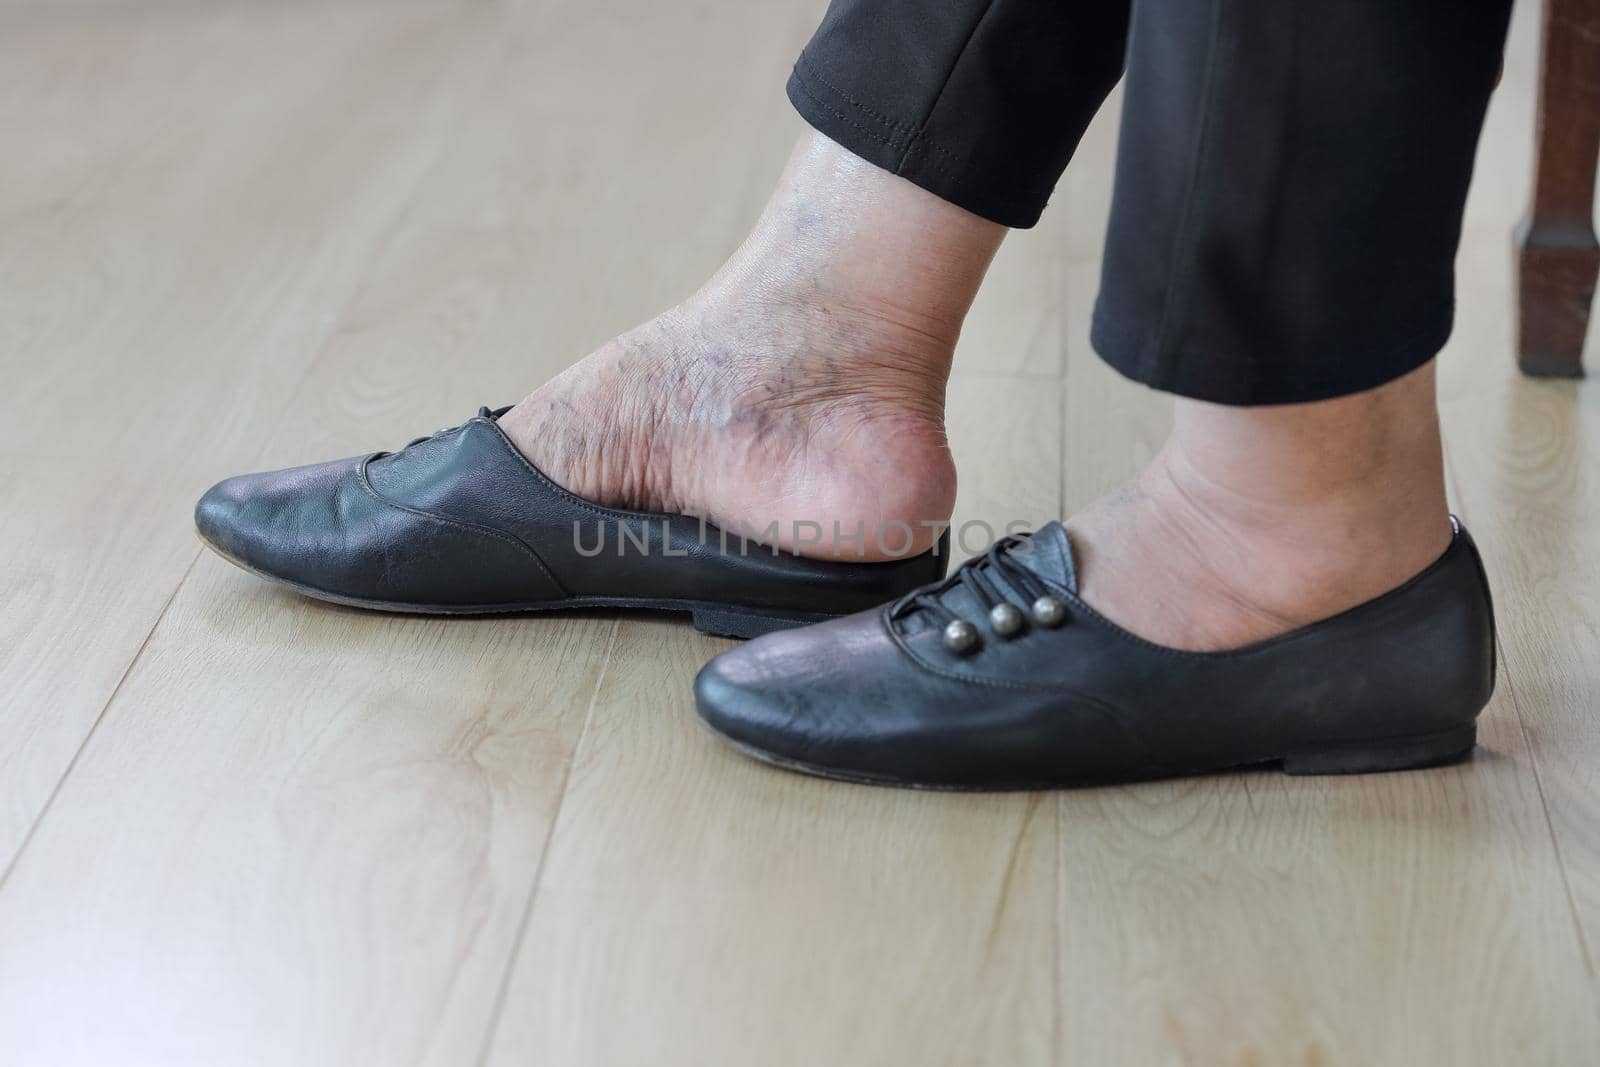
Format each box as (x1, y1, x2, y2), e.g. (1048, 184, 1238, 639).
(693, 645, 792, 751)
(194, 458, 363, 584)
(194, 473, 260, 562)
(695, 612, 909, 776)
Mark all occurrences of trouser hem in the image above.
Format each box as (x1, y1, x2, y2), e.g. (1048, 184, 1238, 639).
(786, 60, 1044, 228)
(1089, 302, 1457, 406)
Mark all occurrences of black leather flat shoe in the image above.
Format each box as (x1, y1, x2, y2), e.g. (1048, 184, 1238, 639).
(695, 519, 1496, 789)
(194, 407, 947, 638)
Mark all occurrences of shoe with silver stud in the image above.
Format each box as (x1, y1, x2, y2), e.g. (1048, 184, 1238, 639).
(696, 518, 1495, 789)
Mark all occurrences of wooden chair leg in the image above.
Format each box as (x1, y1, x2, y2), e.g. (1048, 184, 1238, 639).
(1516, 0, 1600, 378)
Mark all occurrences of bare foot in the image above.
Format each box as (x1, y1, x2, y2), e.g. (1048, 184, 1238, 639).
(498, 131, 1006, 560)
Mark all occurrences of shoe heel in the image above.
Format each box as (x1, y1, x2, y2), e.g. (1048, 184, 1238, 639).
(690, 605, 828, 640)
(1281, 724, 1477, 776)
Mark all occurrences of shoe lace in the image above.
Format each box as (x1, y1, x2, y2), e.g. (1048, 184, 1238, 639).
(889, 533, 1058, 630)
(387, 405, 514, 454)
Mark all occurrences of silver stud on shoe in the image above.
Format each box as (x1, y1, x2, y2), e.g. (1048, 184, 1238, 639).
(989, 602, 1024, 637)
(1031, 596, 1066, 628)
(943, 619, 980, 654)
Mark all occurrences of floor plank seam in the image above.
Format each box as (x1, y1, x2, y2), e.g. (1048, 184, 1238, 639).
(1050, 302, 1067, 1066)
(1051, 792, 1065, 1067)
(472, 615, 623, 1066)
(0, 546, 201, 895)
(1498, 629, 1597, 980)
(1446, 420, 1598, 981)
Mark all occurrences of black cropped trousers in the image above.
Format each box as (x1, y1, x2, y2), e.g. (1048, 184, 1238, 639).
(787, 0, 1513, 405)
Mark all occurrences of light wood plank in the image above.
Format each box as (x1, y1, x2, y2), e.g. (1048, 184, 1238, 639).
(961, 192, 1072, 380)
(0, 0, 498, 869)
(1437, 1, 1600, 1000)
(3, 0, 1596, 1063)
(1442, 369, 1600, 1012)
(1050, 3, 1600, 1060)
(0, 561, 616, 1066)
(480, 149, 1072, 1057)
(0, 2, 833, 1064)
(483, 370, 1067, 1066)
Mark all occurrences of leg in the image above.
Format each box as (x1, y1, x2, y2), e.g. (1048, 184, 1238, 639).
(1516, 0, 1600, 378)
(1074, 0, 1512, 650)
(694, 0, 1511, 788)
(499, 0, 1129, 559)
(194, 0, 1131, 627)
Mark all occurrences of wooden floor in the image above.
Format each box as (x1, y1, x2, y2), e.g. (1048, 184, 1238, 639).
(1, 0, 1596, 1063)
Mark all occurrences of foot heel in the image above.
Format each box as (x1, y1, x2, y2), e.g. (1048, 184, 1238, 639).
(690, 605, 827, 640)
(1281, 724, 1477, 776)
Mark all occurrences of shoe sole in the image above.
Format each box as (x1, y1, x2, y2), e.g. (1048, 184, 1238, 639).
(703, 720, 1478, 791)
(197, 532, 834, 639)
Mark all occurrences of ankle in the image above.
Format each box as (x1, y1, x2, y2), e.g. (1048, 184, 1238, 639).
(1067, 362, 1455, 650)
(1159, 361, 1453, 572)
(1144, 439, 1451, 599)
(669, 285, 955, 428)
(703, 130, 1005, 347)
